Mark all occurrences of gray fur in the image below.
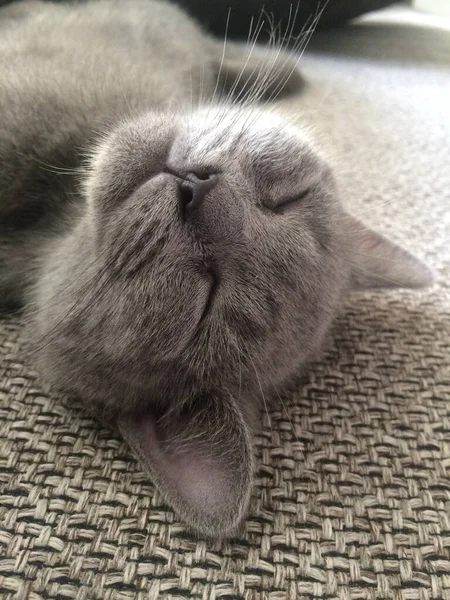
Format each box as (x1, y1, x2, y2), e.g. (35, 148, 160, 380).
(0, 0, 432, 538)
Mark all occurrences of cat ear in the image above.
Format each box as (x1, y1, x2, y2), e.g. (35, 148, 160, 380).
(344, 214, 433, 289)
(118, 392, 253, 538)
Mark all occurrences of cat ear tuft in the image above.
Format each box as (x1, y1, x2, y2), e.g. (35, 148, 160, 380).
(344, 214, 433, 290)
(118, 392, 253, 539)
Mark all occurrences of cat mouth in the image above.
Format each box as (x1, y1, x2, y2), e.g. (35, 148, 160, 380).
(198, 264, 220, 325)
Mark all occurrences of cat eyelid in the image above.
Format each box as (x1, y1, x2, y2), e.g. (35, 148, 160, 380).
(263, 187, 311, 213)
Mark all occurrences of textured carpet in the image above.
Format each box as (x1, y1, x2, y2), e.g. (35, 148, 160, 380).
(1, 6, 450, 600)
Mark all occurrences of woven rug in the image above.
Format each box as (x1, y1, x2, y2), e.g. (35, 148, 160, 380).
(1, 6, 449, 600)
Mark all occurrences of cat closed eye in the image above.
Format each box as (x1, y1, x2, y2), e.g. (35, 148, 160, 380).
(262, 187, 311, 213)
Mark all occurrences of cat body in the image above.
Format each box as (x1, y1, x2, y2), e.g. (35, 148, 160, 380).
(0, 0, 431, 537)
(0, 0, 217, 303)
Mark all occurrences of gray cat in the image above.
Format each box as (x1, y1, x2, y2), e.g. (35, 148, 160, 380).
(0, 0, 432, 538)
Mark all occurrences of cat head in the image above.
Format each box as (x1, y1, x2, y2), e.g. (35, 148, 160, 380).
(31, 105, 432, 538)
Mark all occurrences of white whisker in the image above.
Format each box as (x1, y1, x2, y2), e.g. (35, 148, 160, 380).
(212, 7, 232, 102)
(274, 386, 300, 444)
(249, 357, 272, 435)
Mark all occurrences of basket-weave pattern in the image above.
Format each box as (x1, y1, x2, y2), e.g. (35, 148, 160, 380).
(1, 6, 450, 600)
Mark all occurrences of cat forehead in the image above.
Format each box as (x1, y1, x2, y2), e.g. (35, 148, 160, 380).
(176, 106, 310, 163)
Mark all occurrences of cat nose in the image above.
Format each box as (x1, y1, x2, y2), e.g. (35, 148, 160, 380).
(176, 171, 218, 217)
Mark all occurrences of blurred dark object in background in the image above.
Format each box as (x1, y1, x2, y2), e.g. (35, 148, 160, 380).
(0, 1, 411, 39)
(175, 1, 410, 38)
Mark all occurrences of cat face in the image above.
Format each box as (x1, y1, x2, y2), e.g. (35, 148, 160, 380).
(83, 106, 346, 402)
(31, 105, 431, 538)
